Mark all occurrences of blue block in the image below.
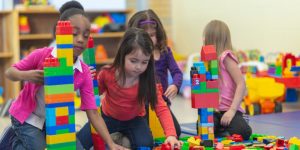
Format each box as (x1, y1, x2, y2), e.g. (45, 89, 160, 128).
(193, 62, 206, 74)
(45, 112, 56, 127)
(93, 80, 98, 87)
(206, 72, 212, 80)
(201, 134, 208, 140)
(291, 66, 300, 72)
(286, 88, 298, 102)
(44, 75, 74, 85)
(45, 102, 74, 108)
(57, 44, 73, 49)
(68, 105, 75, 115)
(95, 95, 101, 107)
(46, 124, 76, 135)
(199, 123, 214, 127)
(137, 147, 151, 150)
(200, 115, 208, 123)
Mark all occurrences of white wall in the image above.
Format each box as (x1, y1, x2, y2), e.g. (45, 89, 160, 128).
(172, 0, 300, 56)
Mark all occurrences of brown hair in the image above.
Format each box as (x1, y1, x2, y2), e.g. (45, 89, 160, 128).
(203, 20, 233, 57)
(111, 28, 157, 109)
(128, 9, 168, 52)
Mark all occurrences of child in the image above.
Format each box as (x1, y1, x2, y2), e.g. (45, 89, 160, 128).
(77, 28, 182, 149)
(5, 1, 122, 150)
(128, 9, 183, 137)
(203, 20, 252, 140)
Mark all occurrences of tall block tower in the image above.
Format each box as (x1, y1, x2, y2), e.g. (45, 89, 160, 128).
(44, 21, 76, 150)
(82, 37, 105, 150)
(191, 45, 219, 141)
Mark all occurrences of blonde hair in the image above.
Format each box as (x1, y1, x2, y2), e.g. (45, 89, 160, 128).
(203, 20, 233, 57)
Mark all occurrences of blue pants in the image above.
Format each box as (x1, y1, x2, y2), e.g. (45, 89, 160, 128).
(11, 116, 84, 150)
(77, 111, 154, 150)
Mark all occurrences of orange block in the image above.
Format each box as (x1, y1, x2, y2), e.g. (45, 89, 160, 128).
(45, 93, 74, 104)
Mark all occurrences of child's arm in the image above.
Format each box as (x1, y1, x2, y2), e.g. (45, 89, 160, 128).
(5, 48, 46, 84)
(165, 49, 183, 99)
(221, 57, 246, 126)
(155, 84, 182, 149)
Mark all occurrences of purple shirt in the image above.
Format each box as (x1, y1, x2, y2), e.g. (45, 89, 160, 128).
(9, 47, 97, 124)
(155, 48, 183, 102)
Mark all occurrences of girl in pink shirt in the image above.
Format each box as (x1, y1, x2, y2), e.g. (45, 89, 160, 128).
(4, 1, 122, 150)
(203, 20, 252, 139)
(78, 28, 182, 149)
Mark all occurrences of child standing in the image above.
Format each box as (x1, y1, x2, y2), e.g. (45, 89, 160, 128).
(5, 1, 122, 150)
(77, 28, 182, 149)
(203, 20, 252, 140)
(128, 9, 183, 137)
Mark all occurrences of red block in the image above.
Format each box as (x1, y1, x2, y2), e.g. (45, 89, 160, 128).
(229, 145, 245, 150)
(199, 74, 206, 82)
(56, 21, 73, 35)
(56, 116, 68, 125)
(91, 133, 105, 150)
(276, 139, 285, 147)
(191, 93, 219, 108)
(201, 45, 217, 61)
(206, 80, 218, 88)
(208, 115, 214, 123)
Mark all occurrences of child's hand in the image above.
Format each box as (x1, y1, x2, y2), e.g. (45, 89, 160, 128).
(220, 108, 236, 126)
(89, 66, 96, 78)
(165, 136, 183, 150)
(25, 70, 44, 84)
(164, 85, 178, 100)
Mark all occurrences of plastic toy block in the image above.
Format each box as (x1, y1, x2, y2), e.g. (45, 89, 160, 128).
(56, 35, 73, 44)
(200, 127, 208, 134)
(44, 66, 73, 76)
(45, 93, 74, 104)
(207, 80, 218, 89)
(289, 144, 299, 150)
(190, 67, 199, 79)
(56, 129, 70, 134)
(46, 116, 56, 126)
(46, 124, 75, 135)
(201, 45, 217, 61)
(208, 115, 213, 123)
(46, 102, 74, 108)
(212, 75, 218, 80)
(57, 49, 73, 66)
(199, 74, 206, 82)
(44, 84, 73, 95)
(149, 104, 165, 138)
(56, 21, 73, 35)
(57, 44, 73, 49)
(56, 107, 69, 116)
(208, 127, 214, 133)
(95, 95, 101, 106)
(93, 80, 99, 87)
(282, 53, 296, 70)
(56, 116, 69, 125)
(275, 66, 282, 76)
(94, 87, 99, 95)
(46, 132, 76, 144)
(198, 123, 214, 127)
(45, 75, 74, 85)
(44, 57, 60, 67)
(201, 134, 209, 140)
(193, 62, 206, 74)
(200, 115, 208, 123)
(291, 66, 300, 72)
(137, 147, 151, 150)
(191, 93, 219, 108)
(91, 134, 106, 150)
(229, 145, 245, 150)
(274, 77, 300, 88)
(206, 72, 212, 80)
(47, 141, 76, 150)
(204, 61, 209, 71)
(206, 88, 219, 93)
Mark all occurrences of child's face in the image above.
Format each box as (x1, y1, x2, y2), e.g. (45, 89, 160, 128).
(69, 14, 91, 58)
(144, 28, 157, 48)
(124, 48, 150, 79)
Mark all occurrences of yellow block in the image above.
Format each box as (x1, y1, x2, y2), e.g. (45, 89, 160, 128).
(204, 61, 209, 71)
(46, 133, 76, 144)
(56, 35, 73, 44)
(201, 127, 208, 134)
(208, 133, 214, 140)
(56, 107, 69, 116)
(149, 106, 165, 138)
(57, 49, 73, 66)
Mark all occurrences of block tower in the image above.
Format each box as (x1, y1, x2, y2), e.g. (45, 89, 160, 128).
(44, 21, 76, 150)
(82, 37, 105, 150)
(191, 45, 219, 142)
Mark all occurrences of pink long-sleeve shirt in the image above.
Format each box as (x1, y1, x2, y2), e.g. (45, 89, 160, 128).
(9, 47, 97, 124)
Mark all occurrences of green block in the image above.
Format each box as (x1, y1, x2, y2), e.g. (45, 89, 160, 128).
(200, 82, 206, 92)
(205, 147, 214, 150)
(275, 66, 282, 76)
(44, 84, 74, 95)
(56, 129, 70, 134)
(206, 88, 219, 93)
(94, 87, 99, 95)
(207, 108, 214, 112)
(181, 142, 189, 150)
(69, 115, 75, 124)
(59, 58, 67, 67)
(290, 144, 299, 150)
(210, 60, 218, 67)
(47, 142, 76, 150)
(44, 67, 73, 76)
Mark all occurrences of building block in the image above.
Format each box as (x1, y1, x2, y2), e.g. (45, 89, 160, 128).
(46, 132, 76, 144)
(44, 75, 73, 85)
(46, 124, 76, 135)
(45, 93, 74, 104)
(206, 80, 218, 89)
(55, 21, 73, 35)
(56, 107, 69, 116)
(191, 93, 219, 108)
(44, 84, 73, 95)
(56, 35, 73, 44)
(201, 45, 217, 61)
